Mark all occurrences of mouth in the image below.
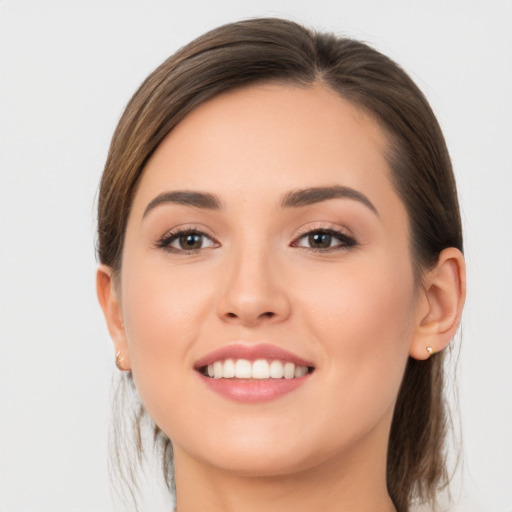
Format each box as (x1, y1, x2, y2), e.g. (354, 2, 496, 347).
(199, 358, 314, 380)
(194, 343, 315, 402)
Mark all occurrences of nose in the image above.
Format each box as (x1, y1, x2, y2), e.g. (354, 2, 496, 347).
(216, 246, 291, 327)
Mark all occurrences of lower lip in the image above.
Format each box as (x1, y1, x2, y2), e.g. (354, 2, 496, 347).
(198, 374, 310, 403)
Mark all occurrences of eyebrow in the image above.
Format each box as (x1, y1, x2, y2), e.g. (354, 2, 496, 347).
(143, 185, 378, 218)
(143, 190, 222, 218)
(281, 186, 378, 215)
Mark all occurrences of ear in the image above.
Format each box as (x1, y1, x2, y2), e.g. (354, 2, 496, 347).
(409, 248, 466, 360)
(96, 264, 131, 370)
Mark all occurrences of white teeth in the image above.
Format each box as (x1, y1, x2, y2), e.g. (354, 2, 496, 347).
(213, 361, 223, 379)
(284, 362, 295, 379)
(295, 365, 308, 378)
(269, 360, 284, 379)
(223, 358, 235, 378)
(252, 359, 270, 379)
(234, 359, 252, 379)
(204, 359, 309, 379)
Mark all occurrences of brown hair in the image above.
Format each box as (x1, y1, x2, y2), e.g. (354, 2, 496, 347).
(97, 18, 462, 512)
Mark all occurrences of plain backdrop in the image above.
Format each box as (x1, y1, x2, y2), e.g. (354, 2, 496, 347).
(1, 1, 511, 511)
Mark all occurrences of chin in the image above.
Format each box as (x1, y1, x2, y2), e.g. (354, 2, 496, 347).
(173, 422, 348, 479)
(197, 445, 322, 478)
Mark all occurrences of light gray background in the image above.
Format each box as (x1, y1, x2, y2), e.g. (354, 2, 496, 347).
(1, 1, 511, 511)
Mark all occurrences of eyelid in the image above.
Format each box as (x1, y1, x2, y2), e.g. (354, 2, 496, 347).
(290, 223, 357, 251)
(292, 222, 354, 239)
(155, 225, 220, 253)
(154, 222, 357, 254)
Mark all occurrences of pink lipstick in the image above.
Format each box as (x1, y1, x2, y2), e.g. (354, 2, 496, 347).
(194, 343, 314, 403)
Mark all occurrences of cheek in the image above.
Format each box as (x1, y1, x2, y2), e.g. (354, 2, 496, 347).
(120, 259, 216, 417)
(301, 252, 415, 339)
(296, 252, 417, 411)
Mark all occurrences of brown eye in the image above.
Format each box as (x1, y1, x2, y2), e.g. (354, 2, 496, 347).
(293, 229, 357, 251)
(157, 229, 218, 252)
(178, 233, 204, 250)
(308, 232, 332, 249)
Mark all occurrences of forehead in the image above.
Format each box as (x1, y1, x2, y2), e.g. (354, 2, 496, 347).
(132, 83, 399, 215)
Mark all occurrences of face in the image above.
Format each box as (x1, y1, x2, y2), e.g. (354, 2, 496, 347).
(117, 84, 420, 477)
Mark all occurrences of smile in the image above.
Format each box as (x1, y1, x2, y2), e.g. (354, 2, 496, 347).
(195, 343, 315, 402)
(201, 359, 311, 379)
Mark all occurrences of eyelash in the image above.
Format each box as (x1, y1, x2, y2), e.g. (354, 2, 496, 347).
(291, 228, 357, 252)
(155, 227, 219, 254)
(155, 227, 357, 254)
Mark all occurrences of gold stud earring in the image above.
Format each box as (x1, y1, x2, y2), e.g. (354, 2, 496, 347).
(115, 351, 127, 371)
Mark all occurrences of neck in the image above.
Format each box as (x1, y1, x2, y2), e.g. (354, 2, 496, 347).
(172, 424, 396, 512)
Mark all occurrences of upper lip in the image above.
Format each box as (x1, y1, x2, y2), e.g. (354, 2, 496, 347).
(194, 343, 315, 370)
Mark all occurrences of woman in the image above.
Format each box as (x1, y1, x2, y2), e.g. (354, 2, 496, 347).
(96, 18, 465, 512)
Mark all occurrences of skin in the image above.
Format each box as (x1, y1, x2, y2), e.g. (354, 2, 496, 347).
(97, 83, 466, 512)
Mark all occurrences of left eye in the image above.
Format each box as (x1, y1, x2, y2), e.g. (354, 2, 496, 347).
(158, 230, 217, 252)
(293, 229, 356, 250)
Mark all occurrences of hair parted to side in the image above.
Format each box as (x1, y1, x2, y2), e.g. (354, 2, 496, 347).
(97, 17, 463, 512)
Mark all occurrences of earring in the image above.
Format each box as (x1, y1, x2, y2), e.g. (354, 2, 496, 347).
(115, 351, 128, 371)
(426, 346, 434, 355)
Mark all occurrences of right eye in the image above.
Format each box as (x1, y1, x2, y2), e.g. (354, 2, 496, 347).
(291, 228, 357, 252)
(157, 229, 218, 253)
